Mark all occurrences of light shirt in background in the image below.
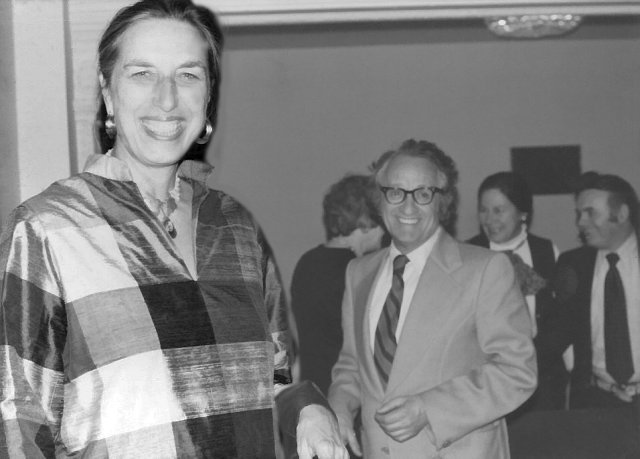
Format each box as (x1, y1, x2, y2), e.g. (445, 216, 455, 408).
(368, 227, 441, 351)
(591, 233, 640, 385)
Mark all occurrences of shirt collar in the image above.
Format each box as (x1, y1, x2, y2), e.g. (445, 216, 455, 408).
(82, 151, 213, 185)
(489, 224, 528, 252)
(389, 226, 442, 267)
(598, 232, 638, 262)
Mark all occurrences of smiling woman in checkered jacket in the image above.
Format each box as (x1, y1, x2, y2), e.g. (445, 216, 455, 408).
(0, 1, 346, 458)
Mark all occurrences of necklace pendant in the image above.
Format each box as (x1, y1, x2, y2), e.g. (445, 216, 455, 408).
(165, 218, 177, 238)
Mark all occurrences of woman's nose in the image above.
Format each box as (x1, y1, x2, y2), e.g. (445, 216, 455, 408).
(480, 211, 496, 224)
(154, 77, 178, 112)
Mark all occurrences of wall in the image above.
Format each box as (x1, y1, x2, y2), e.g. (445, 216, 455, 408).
(0, 1, 19, 222)
(0, 0, 71, 227)
(1, 8, 638, 294)
(211, 18, 640, 291)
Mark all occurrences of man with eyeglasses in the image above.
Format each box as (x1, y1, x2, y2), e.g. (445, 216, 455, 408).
(328, 139, 536, 458)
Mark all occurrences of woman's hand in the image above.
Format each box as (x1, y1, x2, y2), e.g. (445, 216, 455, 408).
(296, 404, 349, 459)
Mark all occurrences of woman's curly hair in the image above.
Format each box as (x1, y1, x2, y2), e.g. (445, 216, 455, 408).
(322, 174, 380, 240)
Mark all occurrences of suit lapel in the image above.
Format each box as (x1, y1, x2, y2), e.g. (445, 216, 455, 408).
(353, 248, 389, 394)
(578, 247, 597, 366)
(386, 231, 462, 394)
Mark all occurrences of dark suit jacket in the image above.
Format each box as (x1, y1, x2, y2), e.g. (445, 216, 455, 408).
(551, 245, 599, 408)
(467, 233, 556, 330)
(468, 233, 567, 411)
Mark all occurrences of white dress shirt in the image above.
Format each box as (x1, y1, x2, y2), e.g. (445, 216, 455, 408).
(368, 227, 441, 351)
(591, 233, 640, 385)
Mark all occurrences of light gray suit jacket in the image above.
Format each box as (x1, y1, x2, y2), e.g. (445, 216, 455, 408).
(328, 230, 537, 459)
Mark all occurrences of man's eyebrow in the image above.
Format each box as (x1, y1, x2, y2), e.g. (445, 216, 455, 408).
(123, 60, 206, 69)
(179, 60, 207, 69)
(123, 60, 153, 68)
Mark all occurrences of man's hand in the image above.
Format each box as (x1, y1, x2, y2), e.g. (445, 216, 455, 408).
(335, 413, 362, 457)
(296, 404, 349, 459)
(612, 385, 634, 403)
(374, 395, 430, 442)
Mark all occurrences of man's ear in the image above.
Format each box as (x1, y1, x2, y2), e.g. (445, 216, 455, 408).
(99, 73, 113, 115)
(617, 203, 630, 224)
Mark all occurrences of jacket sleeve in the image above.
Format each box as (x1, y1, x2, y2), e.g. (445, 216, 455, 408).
(257, 230, 333, 449)
(0, 206, 66, 458)
(419, 252, 537, 448)
(536, 251, 579, 362)
(551, 251, 581, 349)
(327, 259, 362, 426)
(258, 228, 292, 387)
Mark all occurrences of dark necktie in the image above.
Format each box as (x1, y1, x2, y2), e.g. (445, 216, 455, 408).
(604, 252, 634, 385)
(374, 254, 409, 387)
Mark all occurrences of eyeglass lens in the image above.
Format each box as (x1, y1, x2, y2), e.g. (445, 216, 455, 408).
(383, 187, 435, 205)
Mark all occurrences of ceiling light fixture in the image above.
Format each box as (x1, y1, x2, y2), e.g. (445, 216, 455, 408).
(485, 14, 583, 39)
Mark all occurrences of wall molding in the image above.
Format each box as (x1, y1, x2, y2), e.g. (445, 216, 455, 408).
(197, 1, 640, 26)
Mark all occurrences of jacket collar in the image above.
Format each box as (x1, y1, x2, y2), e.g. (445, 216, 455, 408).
(83, 152, 213, 185)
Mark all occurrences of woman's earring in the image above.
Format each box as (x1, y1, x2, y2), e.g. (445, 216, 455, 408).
(195, 121, 213, 145)
(105, 115, 116, 139)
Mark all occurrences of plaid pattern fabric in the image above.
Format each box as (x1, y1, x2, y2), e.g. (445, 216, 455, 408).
(0, 155, 291, 458)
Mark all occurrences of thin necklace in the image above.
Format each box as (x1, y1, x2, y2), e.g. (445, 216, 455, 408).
(141, 177, 181, 239)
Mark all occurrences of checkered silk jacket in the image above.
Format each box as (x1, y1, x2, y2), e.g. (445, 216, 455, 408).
(0, 155, 291, 458)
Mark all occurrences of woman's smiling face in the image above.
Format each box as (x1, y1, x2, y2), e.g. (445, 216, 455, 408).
(101, 18, 210, 168)
(478, 188, 525, 244)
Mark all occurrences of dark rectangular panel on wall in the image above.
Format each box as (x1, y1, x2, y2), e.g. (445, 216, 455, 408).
(511, 145, 581, 195)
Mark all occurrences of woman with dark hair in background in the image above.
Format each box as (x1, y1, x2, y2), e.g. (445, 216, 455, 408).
(291, 174, 384, 397)
(468, 171, 567, 415)
(0, 1, 346, 457)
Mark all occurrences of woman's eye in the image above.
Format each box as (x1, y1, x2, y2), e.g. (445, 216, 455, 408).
(131, 70, 153, 79)
(179, 71, 202, 81)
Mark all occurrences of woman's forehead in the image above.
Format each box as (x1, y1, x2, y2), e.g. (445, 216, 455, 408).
(116, 18, 208, 64)
(481, 188, 511, 204)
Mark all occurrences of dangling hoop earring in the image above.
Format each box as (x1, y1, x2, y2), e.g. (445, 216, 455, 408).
(105, 114, 116, 139)
(195, 121, 213, 145)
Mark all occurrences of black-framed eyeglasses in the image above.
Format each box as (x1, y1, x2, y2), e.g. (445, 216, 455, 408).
(379, 186, 443, 205)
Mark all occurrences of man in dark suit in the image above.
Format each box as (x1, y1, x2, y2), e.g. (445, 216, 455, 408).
(552, 171, 640, 410)
(328, 139, 536, 458)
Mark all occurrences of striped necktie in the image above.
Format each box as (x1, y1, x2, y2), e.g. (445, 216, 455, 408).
(374, 254, 409, 387)
(604, 252, 634, 385)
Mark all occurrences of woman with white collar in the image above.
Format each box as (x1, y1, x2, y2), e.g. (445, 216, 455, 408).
(468, 171, 566, 414)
